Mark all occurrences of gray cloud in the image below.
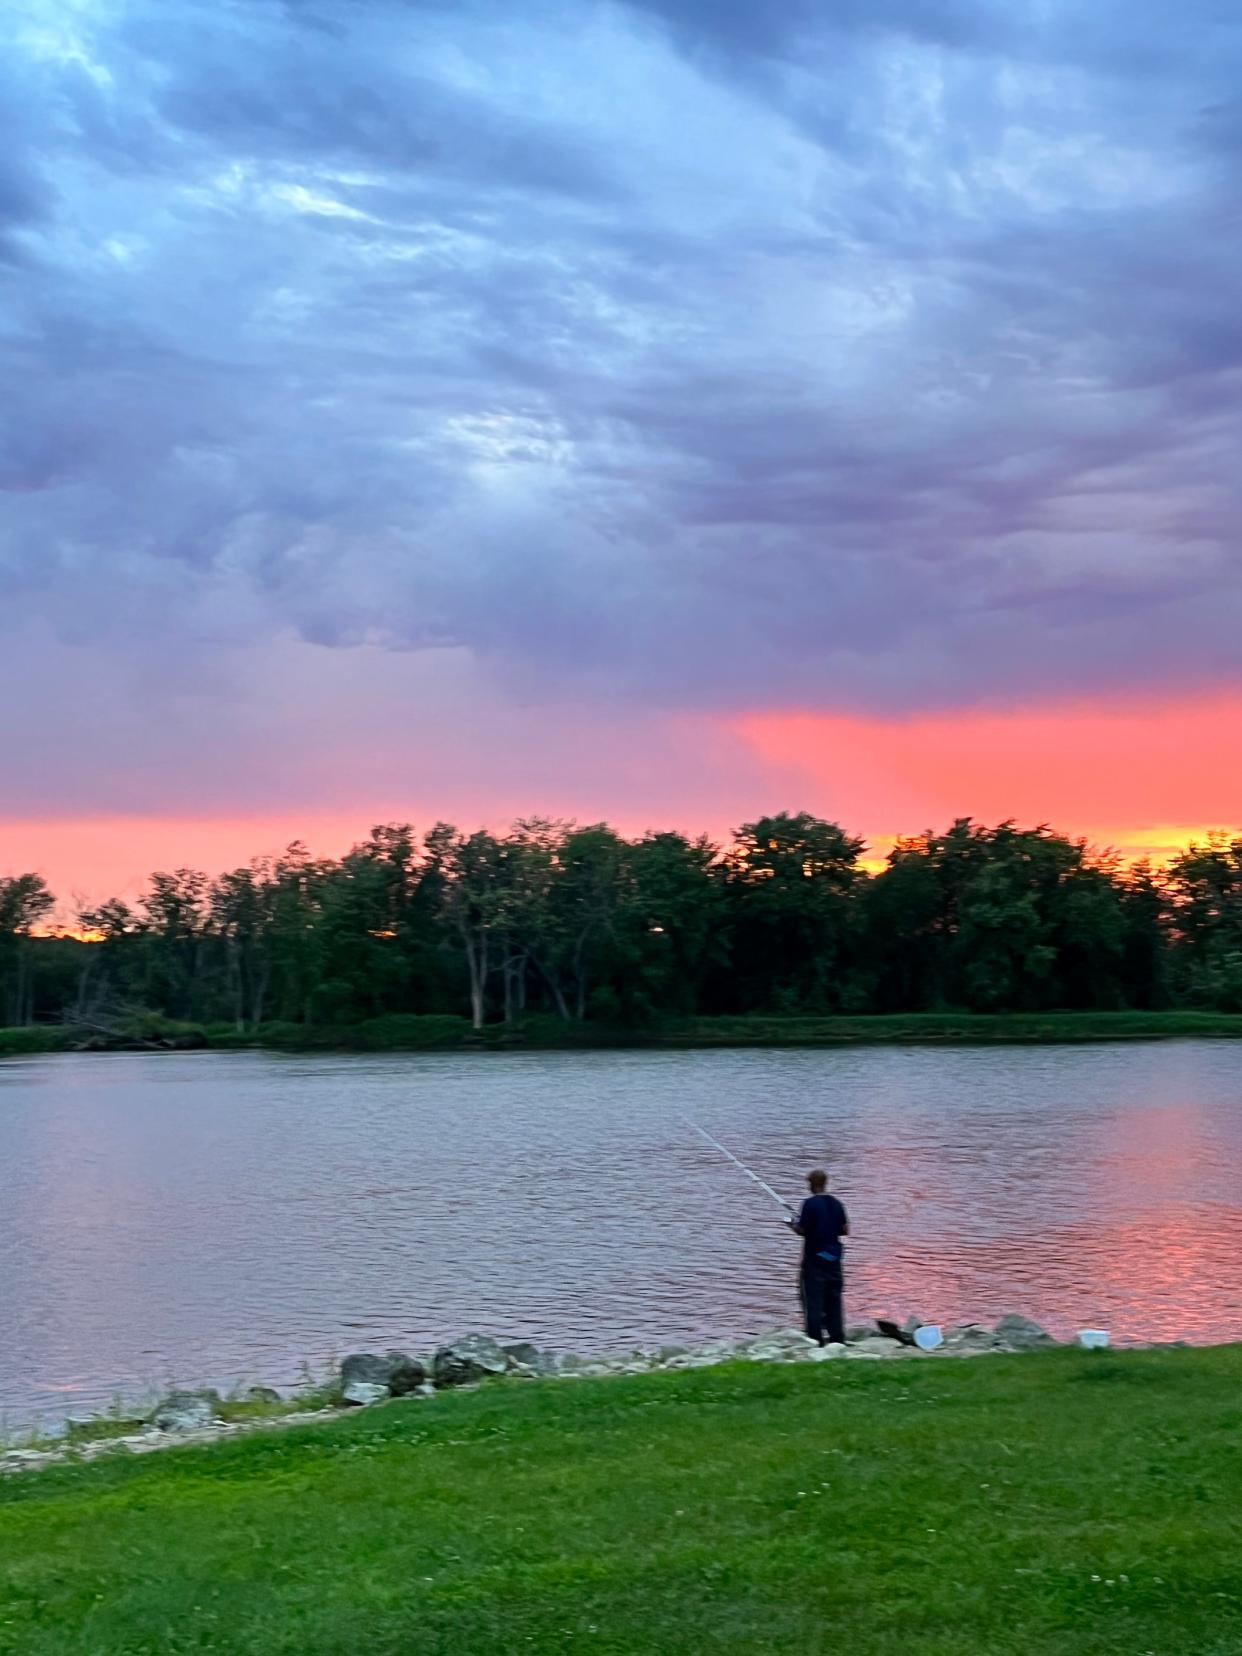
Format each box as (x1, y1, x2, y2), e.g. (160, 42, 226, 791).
(2, 0, 1242, 756)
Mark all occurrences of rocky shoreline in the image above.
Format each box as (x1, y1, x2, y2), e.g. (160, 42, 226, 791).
(1, 1314, 1139, 1477)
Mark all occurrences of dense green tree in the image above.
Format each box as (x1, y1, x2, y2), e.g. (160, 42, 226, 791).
(548, 825, 627, 1020)
(426, 824, 507, 1030)
(211, 864, 276, 1031)
(1116, 862, 1172, 1010)
(725, 813, 866, 1012)
(7, 813, 1242, 1030)
(0, 874, 55, 1026)
(1166, 836, 1242, 1010)
(620, 831, 727, 1020)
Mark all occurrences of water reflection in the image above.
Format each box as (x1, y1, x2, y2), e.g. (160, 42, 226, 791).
(0, 1042, 1239, 1425)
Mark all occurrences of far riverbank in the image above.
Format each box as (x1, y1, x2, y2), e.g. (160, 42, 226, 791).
(4, 1008, 1242, 1058)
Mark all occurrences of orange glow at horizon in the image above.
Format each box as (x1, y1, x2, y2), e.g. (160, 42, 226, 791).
(734, 689, 1242, 864)
(2, 687, 1240, 910)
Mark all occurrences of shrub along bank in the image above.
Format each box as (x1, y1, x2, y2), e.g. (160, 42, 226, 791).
(6, 1008, 1242, 1059)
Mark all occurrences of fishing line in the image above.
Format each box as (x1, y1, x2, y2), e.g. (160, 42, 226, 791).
(679, 1114, 796, 1215)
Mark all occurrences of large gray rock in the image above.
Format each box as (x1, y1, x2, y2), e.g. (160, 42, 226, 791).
(382, 1351, 428, 1396)
(433, 1334, 509, 1387)
(340, 1352, 391, 1389)
(342, 1381, 389, 1407)
(943, 1323, 998, 1352)
(993, 1314, 1055, 1350)
(690, 1338, 745, 1364)
(3, 1448, 59, 1468)
(745, 1329, 818, 1362)
(150, 1391, 218, 1432)
(502, 1341, 559, 1376)
(339, 1351, 427, 1399)
(503, 1342, 542, 1369)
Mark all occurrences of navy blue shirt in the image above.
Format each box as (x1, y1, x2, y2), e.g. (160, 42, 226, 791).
(797, 1193, 847, 1270)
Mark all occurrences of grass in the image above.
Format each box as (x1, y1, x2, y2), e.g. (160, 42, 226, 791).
(0, 1026, 74, 1056)
(3, 1347, 1241, 1654)
(7, 1009, 1242, 1061)
(1, 1365, 344, 1455)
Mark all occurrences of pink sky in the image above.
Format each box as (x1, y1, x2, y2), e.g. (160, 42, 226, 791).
(5, 685, 1239, 913)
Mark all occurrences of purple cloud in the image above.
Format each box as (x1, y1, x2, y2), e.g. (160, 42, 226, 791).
(2, 0, 1242, 810)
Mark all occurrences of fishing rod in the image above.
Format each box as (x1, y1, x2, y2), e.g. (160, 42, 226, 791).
(680, 1115, 797, 1217)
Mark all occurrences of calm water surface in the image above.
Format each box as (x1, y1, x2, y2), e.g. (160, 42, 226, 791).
(1, 1043, 1240, 1425)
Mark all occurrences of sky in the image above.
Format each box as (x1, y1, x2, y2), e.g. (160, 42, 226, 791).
(3, 0, 1242, 906)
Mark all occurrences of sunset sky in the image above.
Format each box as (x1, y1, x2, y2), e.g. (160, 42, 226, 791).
(4, 0, 1242, 907)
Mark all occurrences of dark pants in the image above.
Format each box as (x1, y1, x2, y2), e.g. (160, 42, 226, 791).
(800, 1261, 845, 1346)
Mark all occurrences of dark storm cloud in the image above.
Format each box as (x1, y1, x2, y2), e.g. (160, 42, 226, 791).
(625, 0, 999, 56)
(3, 0, 1242, 729)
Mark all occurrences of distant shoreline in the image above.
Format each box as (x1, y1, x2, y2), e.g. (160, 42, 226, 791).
(5, 1008, 1242, 1058)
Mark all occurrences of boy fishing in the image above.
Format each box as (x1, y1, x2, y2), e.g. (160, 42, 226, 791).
(789, 1169, 849, 1346)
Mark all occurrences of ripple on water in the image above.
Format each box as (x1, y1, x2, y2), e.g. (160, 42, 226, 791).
(1, 1042, 1240, 1424)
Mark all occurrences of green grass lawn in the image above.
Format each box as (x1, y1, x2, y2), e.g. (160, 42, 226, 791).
(3, 1347, 1241, 1655)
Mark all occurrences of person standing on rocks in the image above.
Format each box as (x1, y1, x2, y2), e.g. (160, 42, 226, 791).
(790, 1169, 848, 1346)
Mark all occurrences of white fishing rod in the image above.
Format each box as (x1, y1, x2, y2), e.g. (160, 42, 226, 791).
(680, 1115, 796, 1217)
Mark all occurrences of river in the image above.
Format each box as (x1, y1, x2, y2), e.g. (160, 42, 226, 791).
(1, 1042, 1240, 1426)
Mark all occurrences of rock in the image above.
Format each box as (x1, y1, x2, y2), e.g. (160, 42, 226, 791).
(849, 1335, 910, 1356)
(245, 1386, 282, 1404)
(342, 1381, 389, 1407)
(340, 1353, 392, 1396)
(993, 1314, 1056, 1350)
(150, 1391, 218, 1432)
(690, 1338, 743, 1363)
(943, 1323, 997, 1352)
(502, 1343, 560, 1377)
(901, 1316, 924, 1337)
(503, 1342, 542, 1370)
(338, 1351, 427, 1399)
(433, 1334, 509, 1388)
(383, 1351, 428, 1396)
(745, 1329, 818, 1362)
(846, 1324, 874, 1343)
(807, 1344, 844, 1362)
(657, 1344, 689, 1363)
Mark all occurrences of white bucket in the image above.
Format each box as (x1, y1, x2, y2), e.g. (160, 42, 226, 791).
(913, 1325, 943, 1351)
(1078, 1329, 1110, 1349)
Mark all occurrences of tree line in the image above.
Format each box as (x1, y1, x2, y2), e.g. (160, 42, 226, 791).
(3, 814, 1242, 1031)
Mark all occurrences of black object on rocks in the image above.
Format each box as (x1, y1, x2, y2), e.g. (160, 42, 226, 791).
(875, 1319, 917, 1347)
